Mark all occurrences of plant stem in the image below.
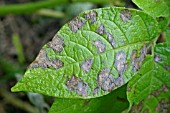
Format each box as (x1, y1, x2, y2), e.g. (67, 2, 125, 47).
(0, 0, 112, 15)
(0, 0, 68, 15)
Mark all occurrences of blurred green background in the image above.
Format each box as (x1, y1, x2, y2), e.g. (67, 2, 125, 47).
(0, 0, 140, 113)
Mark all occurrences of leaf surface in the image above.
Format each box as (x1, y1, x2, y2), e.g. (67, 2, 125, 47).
(132, 0, 169, 17)
(127, 43, 170, 112)
(11, 7, 159, 98)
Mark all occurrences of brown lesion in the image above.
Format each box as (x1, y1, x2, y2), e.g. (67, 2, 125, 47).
(84, 11, 97, 24)
(29, 49, 64, 70)
(81, 59, 93, 72)
(131, 45, 147, 72)
(69, 17, 85, 32)
(120, 9, 131, 22)
(66, 75, 89, 97)
(48, 35, 64, 54)
(93, 40, 106, 53)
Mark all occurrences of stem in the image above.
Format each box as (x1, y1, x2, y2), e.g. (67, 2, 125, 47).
(0, 0, 112, 15)
(0, 0, 68, 15)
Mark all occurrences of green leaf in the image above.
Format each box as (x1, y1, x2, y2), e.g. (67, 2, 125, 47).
(11, 7, 159, 99)
(127, 43, 170, 112)
(49, 85, 129, 113)
(165, 28, 170, 45)
(132, 0, 169, 17)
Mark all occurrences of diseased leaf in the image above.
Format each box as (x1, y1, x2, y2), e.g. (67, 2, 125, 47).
(132, 0, 169, 17)
(127, 43, 170, 112)
(11, 7, 159, 99)
(49, 85, 129, 113)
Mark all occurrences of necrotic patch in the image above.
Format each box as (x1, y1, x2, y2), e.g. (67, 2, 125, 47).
(114, 51, 126, 75)
(120, 9, 131, 22)
(106, 32, 116, 48)
(29, 49, 64, 69)
(84, 11, 97, 23)
(92, 87, 100, 95)
(97, 24, 105, 35)
(48, 35, 64, 53)
(66, 75, 89, 97)
(154, 54, 161, 62)
(69, 17, 85, 32)
(81, 59, 93, 72)
(93, 40, 106, 53)
(131, 45, 147, 71)
(97, 68, 115, 92)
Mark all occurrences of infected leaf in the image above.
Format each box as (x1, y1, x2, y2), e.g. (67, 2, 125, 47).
(114, 51, 126, 75)
(48, 35, 64, 53)
(106, 32, 116, 48)
(93, 40, 106, 53)
(97, 24, 105, 35)
(81, 59, 93, 72)
(97, 68, 115, 92)
(69, 17, 85, 32)
(66, 75, 89, 97)
(120, 9, 131, 22)
(84, 11, 97, 23)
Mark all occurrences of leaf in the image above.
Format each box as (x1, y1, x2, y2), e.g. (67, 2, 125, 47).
(49, 85, 129, 113)
(132, 0, 169, 17)
(11, 7, 159, 99)
(127, 43, 170, 112)
(165, 28, 170, 45)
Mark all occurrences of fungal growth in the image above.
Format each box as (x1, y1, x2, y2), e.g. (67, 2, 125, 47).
(69, 17, 85, 32)
(66, 75, 89, 97)
(154, 54, 161, 62)
(106, 32, 116, 48)
(114, 76, 124, 86)
(92, 87, 100, 95)
(84, 11, 97, 23)
(114, 51, 127, 75)
(131, 45, 147, 71)
(97, 24, 105, 35)
(29, 49, 63, 69)
(93, 40, 106, 53)
(48, 35, 64, 53)
(81, 59, 93, 72)
(97, 68, 115, 92)
(120, 9, 131, 22)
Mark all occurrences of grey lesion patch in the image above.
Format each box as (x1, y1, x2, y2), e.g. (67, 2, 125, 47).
(93, 40, 106, 53)
(29, 49, 63, 69)
(97, 24, 105, 35)
(120, 9, 131, 22)
(81, 59, 93, 72)
(69, 17, 85, 32)
(154, 54, 161, 62)
(48, 35, 64, 53)
(97, 68, 125, 92)
(131, 45, 147, 72)
(84, 11, 97, 23)
(66, 75, 89, 97)
(106, 32, 116, 48)
(92, 87, 100, 95)
(114, 51, 127, 75)
(97, 68, 115, 92)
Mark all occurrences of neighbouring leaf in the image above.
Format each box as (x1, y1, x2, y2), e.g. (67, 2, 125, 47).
(127, 43, 170, 112)
(165, 28, 170, 45)
(49, 84, 128, 113)
(132, 0, 169, 17)
(11, 7, 159, 99)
